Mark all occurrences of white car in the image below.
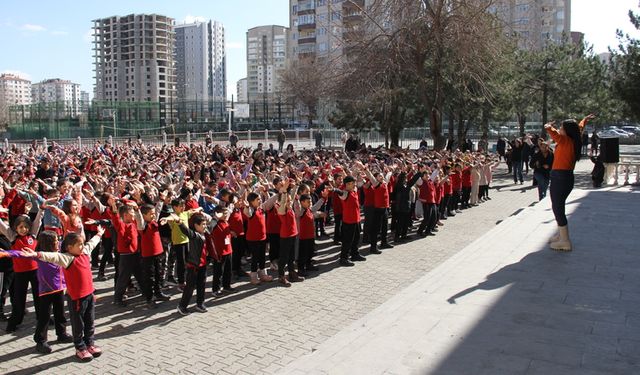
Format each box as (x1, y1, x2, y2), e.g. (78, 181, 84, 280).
(598, 129, 631, 138)
(620, 126, 640, 135)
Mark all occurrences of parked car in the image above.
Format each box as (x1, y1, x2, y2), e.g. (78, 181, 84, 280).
(598, 129, 631, 138)
(620, 126, 640, 135)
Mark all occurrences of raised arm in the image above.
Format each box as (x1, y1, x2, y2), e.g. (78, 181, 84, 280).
(29, 207, 44, 237)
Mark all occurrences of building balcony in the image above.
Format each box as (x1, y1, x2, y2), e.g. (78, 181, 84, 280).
(343, 12, 364, 23)
(298, 36, 317, 44)
(297, 8, 316, 16)
(298, 23, 316, 30)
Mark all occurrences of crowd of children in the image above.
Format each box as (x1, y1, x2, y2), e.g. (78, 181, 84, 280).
(0, 138, 502, 361)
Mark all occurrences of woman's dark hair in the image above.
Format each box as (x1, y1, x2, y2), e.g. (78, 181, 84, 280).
(61, 232, 83, 253)
(12, 215, 32, 231)
(36, 231, 58, 253)
(561, 119, 582, 162)
(395, 172, 407, 190)
(61, 199, 76, 215)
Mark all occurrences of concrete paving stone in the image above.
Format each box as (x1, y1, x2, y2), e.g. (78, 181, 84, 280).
(581, 351, 640, 375)
(525, 359, 608, 375)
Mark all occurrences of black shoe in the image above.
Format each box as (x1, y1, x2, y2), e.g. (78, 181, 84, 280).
(213, 290, 224, 298)
(333, 240, 342, 245)
(298, 269, 308, 277)
(5, 324, 17, 333)
(57, 333, 73, 343)
(223, 287, 236, 294)
(36, 342, 52, 354)
(369, 248, 382, 255)
(114, 300, 128, 307)
(351, 254, 366, 262)
(380, 243, 394, 249)
(146, 300, 157, 309)
(177, 305, 189, 316)
(339, 259, 355, 267)
(154, 293, 171, 302)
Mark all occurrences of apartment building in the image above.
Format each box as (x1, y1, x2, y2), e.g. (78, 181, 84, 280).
(175, 20, 227, 106)
(246, 25, 288, 102)
(92, 14, 176, 122)
(31, 78, 81, 115)
(0, 73, 31, 126)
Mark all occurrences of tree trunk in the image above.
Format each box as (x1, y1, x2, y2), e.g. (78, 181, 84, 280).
(517, 112, 526, 136)
(456, 111, 466, 148)
(542, 62, 549, 126)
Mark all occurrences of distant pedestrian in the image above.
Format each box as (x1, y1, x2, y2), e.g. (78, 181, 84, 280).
(277, 129, 286, 153)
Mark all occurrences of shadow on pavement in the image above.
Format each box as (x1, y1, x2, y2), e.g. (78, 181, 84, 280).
(433, 189, 640, 374)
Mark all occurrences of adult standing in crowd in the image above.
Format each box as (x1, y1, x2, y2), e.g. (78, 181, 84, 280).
(277, 129, 286, 153)
(509, 138, 524, 184)
(530, 139, 554, 200)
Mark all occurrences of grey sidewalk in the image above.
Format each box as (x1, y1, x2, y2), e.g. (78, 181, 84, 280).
(281, 184, 640, 374)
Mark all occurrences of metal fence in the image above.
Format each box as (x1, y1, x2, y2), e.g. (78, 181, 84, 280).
(0, 127, 503, 153)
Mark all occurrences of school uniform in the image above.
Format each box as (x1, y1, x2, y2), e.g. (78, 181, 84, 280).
(340, 191, 363, 261)
(417, 178, 438, 236)
(140, 220, 165, 302)
(332, 190, 344, 243)
(228, 209, 248, 277)
(37, 235, 102, 351)
(177, 224, 207, 309)
(246, 207, 267, 272)
(370, 181, 391, 251)
(109, 210, 143, 304)
(278, 209, 298, 277)
(207, 220, 233, 292)
(266, 206, 281, 265)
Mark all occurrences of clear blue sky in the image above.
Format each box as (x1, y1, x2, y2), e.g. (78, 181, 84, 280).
(0, 0, 637, 100)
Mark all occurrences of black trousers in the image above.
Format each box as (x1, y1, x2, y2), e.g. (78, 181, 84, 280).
(395, 211, 411, 239)
(550, 170, 574, 227)
(212, 254, 232, 291)
(0, 269, 13, 313)
(298, 238, 315, 269)
(247, 240, 266, 272)
(370, 207, 389, 251)
(418, 202, 437, 234)
(278, 236, 297, 276)
(141, 254, 163, 302)
(449, 191, 461, 212)
(98, 236, 114, 276)
(461, 187, 471, 208)
(179, 266, 206, 308)
(231, 236, 247, 274)
(8, 270, 40, 328)
(268, 233, 280, 262)
(114, 253, 143, 303)
(440, 195, 451, 218)
(169, 243, 187, 284)
(362, 206, 374, 242)
(340, 222, 361, 260)
(67, 293, 95, 350)
(333, 214, 343, 242)
(34, 291, 66, 344)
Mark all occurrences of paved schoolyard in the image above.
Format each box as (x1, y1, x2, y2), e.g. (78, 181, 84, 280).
(1, 163, 571, 375)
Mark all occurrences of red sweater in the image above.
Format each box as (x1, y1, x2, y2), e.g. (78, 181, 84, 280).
(279, 209, 298, 239)
(246, 208, 266, 241)
(462, 168, 472, 188)
(228, 209, 245, 236)
(109, 210, 139, 254)
(140, 221, 163, 257)
(207, 221, 233, 259)
(12, 235, 38, 272)
(373, 183, 390, 209)
(299, 208, 315, 240)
